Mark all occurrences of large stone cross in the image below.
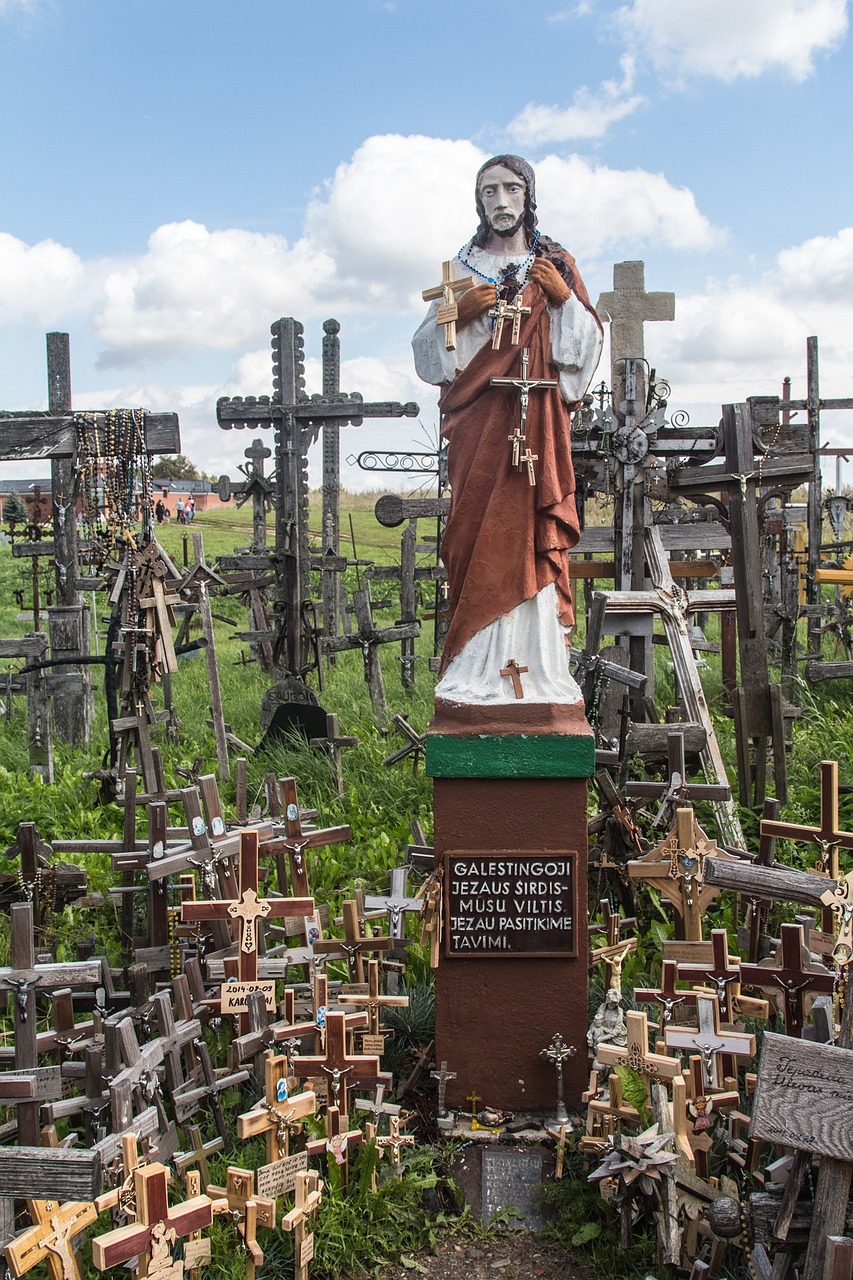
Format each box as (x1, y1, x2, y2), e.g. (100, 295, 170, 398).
(595, 260, 675, 414)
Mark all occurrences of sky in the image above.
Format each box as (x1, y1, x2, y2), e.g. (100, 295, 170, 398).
(2, 0, 853, 492)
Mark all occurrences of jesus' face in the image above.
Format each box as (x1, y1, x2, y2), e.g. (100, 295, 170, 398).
(477, 164, 526, 237)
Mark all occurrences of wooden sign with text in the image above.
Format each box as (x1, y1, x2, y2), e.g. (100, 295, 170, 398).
(220, 982, 276, 1014)
(256, 1151, 308, 1198)
(444, 852, 576, 958)
(750, 1032, 853, 1161)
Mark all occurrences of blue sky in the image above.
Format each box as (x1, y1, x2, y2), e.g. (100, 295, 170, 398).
(2, 0, 852, 489)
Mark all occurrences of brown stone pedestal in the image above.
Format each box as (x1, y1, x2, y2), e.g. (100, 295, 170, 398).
(428, 702, 593, 1114)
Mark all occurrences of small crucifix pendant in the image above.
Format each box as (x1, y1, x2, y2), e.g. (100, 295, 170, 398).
(500, 659, 528, 699)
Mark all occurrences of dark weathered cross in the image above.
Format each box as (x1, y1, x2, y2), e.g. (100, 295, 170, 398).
(739, 921, 835, 1036)
(216, 317, 418, 675)
(595, 260, 675, 413)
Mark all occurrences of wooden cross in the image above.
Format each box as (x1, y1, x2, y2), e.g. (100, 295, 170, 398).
(595, 1010, 681, 1084)
(625, 731, 731, 827)
(206, 1168, 275, 1280)
(339, 958, 409, 1041)
(265, 777, 351, 899)
(355, 1080, 401, 1126)
(363, 866, 423, 948)
(281, 1171, 323, 1280)
(760, 759, 853, 874)
(627, 807, 727, 942)
(94, 1131, 148, 1222)
(589, 899, 638, 994)
(311, 900, 394, 984)
(634, 959, 701, 1029)
(664, 993, 755, 1090)
(5, 1196, 97, 1280)
(306, 1105, 364, 1185)
(739, 922, 835, 1036)
(375, 1115, 415, 1171)
(290, 1010, 382, 1107)
(170, 1036, 249, 1150)
(173, 1126, 224, 1191)
(500, 658, 528, 699)
(819, 869, 853, 968)
(181, 1172, 214, 1280)
(546, 1123, 569, 1180)
(308, 714, 358, 797)
(675, 928, 743, 1024)
(487, 290, 530, 350)
(422, 262, 474, 351)
(91, 1162, 215, 1280)
(237, 1053, 317, 1163)
(429, 1062, 456, 1119)
(181, 829, 313, 1025)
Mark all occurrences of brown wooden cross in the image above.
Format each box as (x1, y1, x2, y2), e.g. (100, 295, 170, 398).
(627, 807, 729, 942)
(173, 1126, 225, 1192)
(281, 1171, 323, 1280)
(488, 290, 531, 350)
(739, 921, 835, 1036)
(589, 900, 638, 993)
(265, 777, 351, 900)
(291, 1009, 382, 1107)
(375, 1114, 415, 1172)
(206, 1167, 275, 1280)
(664, 993, 755, 1090)
(422, 261, 475, 351)
(500, 659, 528, 699)
(311, 900, 394, 984)
(237, 1053, 317, 1163)
(675, 928, 742, 1024)
(595, 1010, 681, 1084)
(91, 1162, 215, 1280)
(5, 1196, 97, 1280)
(306, 1104, 364, 1186)
(339, 958, 409, 1040)
(633, 960, 701, 1030)
(181, 830, 313, 1026)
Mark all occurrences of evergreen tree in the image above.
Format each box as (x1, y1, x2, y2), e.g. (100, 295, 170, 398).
(4, 489, 28, 526)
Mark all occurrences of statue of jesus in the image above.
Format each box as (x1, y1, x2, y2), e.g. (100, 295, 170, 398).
(413, 155, 602, 713)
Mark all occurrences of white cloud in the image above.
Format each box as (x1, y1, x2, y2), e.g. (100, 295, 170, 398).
(506, 55, 644, 144)
(93, 221, 338, 367)
(617, 0, 848, 81)
(536, 154, 724, 260)
(0, 232, 85, 326)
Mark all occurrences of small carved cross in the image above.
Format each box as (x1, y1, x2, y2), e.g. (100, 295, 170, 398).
(422, 262, 475, 351)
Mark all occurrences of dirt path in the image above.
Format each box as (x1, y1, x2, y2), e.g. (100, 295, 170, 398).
(375, 1231, 596, 1280)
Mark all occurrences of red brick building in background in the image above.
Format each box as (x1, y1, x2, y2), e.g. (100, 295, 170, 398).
(0, 477, 229, 524)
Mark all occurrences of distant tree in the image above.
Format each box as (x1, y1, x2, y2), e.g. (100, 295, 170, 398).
(4, 489, 28, 526)
(151, 455, 200, 480)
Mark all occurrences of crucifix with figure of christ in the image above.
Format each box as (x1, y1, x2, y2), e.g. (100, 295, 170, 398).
(237, 1052, 317, 1165)
(421, 262, 475, 351)
(488, 290, 531, 350)
(5, 1195, 98, 1280)
(627, 807, 733, 942)
(739, 921, 835, 1036)
(663, 993, 755, 1091)
(290, 1010, 383, 1110)
(490, 347, 557, 486)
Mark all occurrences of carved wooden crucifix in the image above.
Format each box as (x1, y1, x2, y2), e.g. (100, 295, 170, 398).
(627, 807, 730, 942)
(488, 290, 531, 350)
(595, 1010, 682, 1086)
(422, 262, 475, 351)
(339, 958, 409, 1042)
(281, 1171, 323, 1280)
(663, 993, 755, 1090)
(5, 1196, 97, 1280)
(739, 921, 835, 1036)
(237, 1052, 317, 1164)
(290, 1009, 383, 1109)
(91, 1162, 215, 1280)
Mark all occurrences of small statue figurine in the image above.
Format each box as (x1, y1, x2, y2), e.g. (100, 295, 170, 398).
(587, 988, 627, 1072)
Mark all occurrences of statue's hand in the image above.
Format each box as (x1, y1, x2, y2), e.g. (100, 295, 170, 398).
(454, 283, 496, 328)
(530, 258, 572, 307)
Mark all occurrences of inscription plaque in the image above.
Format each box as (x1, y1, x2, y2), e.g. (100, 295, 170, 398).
(482, 1149, 543, 1231)
(444, 851, 576, 958)
(750, 1032, 853, 1162)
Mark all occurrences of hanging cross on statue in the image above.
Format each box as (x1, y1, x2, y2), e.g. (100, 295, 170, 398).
(500, 659, 528, 699)
(491, 348, 557, 481)
(422, 262, 475, 352)
(488, 290, 531, 350)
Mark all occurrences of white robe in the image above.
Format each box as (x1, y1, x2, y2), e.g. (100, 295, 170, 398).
(412, 245, 602, 705)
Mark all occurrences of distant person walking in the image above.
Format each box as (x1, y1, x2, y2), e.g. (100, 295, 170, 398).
(176, 498, 185, 524)
(185, 497, 195, 523)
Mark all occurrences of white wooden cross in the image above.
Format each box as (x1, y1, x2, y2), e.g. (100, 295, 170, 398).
(663, 993, 755, 1090)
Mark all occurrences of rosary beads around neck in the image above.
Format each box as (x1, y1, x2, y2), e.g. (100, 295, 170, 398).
(457, 229, 540, 289)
